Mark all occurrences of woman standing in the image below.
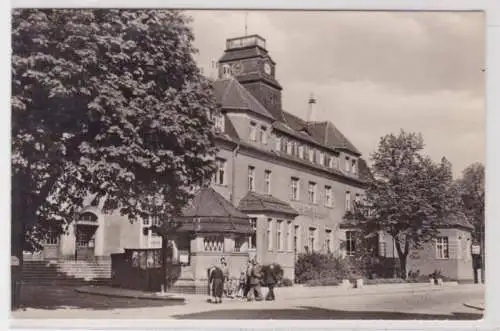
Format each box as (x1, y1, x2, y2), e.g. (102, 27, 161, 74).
(208, 263, 225, 303)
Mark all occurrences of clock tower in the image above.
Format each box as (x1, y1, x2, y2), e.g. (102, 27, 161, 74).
(218, 35, 284, 121)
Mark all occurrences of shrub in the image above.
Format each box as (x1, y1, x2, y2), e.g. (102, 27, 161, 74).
(364, 278, 407, 285)
(278, 277, 293, 287)
(305, 277, 340, 287)
(295, 252, 350, 284)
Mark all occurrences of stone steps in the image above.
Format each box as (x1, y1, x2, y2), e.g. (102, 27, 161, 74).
(21, 260, 112, 286)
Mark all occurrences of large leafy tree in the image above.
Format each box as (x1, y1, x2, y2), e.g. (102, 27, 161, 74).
(344, 131, 463, 278)
(11, 9, 218, 260)
(457, 163, 484, 243)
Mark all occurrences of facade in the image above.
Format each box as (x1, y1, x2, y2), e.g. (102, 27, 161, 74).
(36, 34, 474, 287)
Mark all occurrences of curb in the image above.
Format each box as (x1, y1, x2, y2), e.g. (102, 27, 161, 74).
(75, 287, 186, 303)
(463, 303, 485, 311)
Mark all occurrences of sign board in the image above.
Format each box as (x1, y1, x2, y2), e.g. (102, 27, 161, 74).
(179, 253, 189, 264)
(471, 245, 480, 255)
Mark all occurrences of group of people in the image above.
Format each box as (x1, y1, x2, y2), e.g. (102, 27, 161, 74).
(207, 256, 278, 304)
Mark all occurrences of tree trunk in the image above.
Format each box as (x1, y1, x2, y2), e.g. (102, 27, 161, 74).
(393, 235, 409, 280)
(161, 233, 168, 291)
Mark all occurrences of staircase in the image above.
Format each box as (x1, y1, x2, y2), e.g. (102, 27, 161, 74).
(22, 260, 112, 286)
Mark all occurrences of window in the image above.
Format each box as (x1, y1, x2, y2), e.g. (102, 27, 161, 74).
(46, 231, 59, 245)
(267, 219, 273, 251)
(214, 113, 225, 132)
(291, 177, 300, 200)
(249, 218, 257, 250)
(325, 185, 333, 207)
(436, 237, 449, 259)
(345, 156, 351, 172)
(298, 145, 304, 159)
(325, 229, 333, 253)
(250, 122, 257, 141)
(346, 231, 356, 256)
(308, 181, 317, 204)
(204, 236, 224, 252)
(345, 191, 352, 211)
(308, 227, 317, 252)
(275, 136, 282, 151)
(215, 158, 226, 185)
(260, 126, 267, 144)
(308, 148, 314, 162)
(264, 170, 272, 194)
(352, 159, 357, 174)
(280, 138, 287, 153)
(318, 152, 325, 166)
(354, 193, 361, 207)
(287, 221, 293, 251)
(294, 225, 300, 253)
(286, 140, 293, 154)
(276, 220, 284, 251)
(248, 166, 255, 192)
(329, 155, 338, 169)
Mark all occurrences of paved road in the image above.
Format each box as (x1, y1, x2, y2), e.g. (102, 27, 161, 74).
(12, 284, 484, 320)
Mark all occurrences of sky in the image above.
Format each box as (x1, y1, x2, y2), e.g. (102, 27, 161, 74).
(186, 10, 485, 178)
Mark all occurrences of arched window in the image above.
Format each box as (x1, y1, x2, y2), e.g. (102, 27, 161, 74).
(79, 212, 98, 223)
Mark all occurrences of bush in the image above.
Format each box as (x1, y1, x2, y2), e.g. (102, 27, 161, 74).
(278, 277, 293, 287)
(295, 252, 350, 284)
(305, 277, 340, 287)
(364, 278, 407, 285)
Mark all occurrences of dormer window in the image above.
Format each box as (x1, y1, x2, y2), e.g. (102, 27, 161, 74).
(345, 156, 351, 172)
(286, 140, 293, 155)
(275, 136, 282, 151)
(260, 126, 268, 145)
(250, 122, 257, 141)
(308, 148, 314, 162)
(318, 152, 325, 166)
(298, 145, 304, 159)
(352, 159, 357, 174)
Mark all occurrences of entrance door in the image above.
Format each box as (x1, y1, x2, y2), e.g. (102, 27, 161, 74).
(76, 225, 97, 260)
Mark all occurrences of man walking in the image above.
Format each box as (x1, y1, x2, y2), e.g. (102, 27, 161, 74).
(247, 258, 263, 301)
(264, 263, 278, 301)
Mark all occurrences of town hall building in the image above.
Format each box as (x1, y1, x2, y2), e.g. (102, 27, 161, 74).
(31, 34, 474, 291)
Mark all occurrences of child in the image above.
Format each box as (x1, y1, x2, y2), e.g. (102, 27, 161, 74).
(236, 271, 246, 298)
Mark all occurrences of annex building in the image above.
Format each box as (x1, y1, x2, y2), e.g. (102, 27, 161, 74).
(32, 34, 474, 291)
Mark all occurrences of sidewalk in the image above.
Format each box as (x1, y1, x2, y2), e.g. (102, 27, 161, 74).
(75, 286, 186, 303)
(76, 281, 479, 304)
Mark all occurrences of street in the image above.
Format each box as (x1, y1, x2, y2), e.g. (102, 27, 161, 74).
(11, 284, 484, 320)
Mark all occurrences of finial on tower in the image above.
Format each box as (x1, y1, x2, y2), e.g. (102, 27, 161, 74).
(308, 93, 316, 104)
(245, 12, 248, 36)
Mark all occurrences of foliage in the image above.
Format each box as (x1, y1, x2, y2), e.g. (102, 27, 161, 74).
(364, 278, 407, 285)
(457, 163, 485, 243)
(344, 130, 464, 279)
(305, 277, 340, 287)
(11, 9, 219, 252)
(295, 252, 350, 284)
(278, 277, 293, 287)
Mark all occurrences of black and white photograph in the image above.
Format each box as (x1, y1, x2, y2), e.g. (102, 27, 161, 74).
(9, 7, 489, 322)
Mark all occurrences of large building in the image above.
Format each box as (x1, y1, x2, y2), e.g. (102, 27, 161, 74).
(32, 34, 474, 290)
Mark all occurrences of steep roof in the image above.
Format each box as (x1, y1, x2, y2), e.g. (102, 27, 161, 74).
(238, 191, 299, 217)
(307, 121, 361, 155)
(182, 187, 248, 219)
(213, 78, 274, 120)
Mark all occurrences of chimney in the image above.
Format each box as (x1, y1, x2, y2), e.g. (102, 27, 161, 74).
(307, 93, 316, 122)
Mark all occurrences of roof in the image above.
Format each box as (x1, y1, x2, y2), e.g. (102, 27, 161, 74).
(219, 46, 268, 63)
(178, 187, 253, 234)
(438, 214, 474, 230)
(307, 121, 361, 155)
(238, 191, 299, 217)
(182, 187, 248, 219)
(213, 78, 274, 120)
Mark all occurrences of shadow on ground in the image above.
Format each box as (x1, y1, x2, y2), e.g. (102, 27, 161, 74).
(14, 285, 184, 311)
(172, 306, 483, 320)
